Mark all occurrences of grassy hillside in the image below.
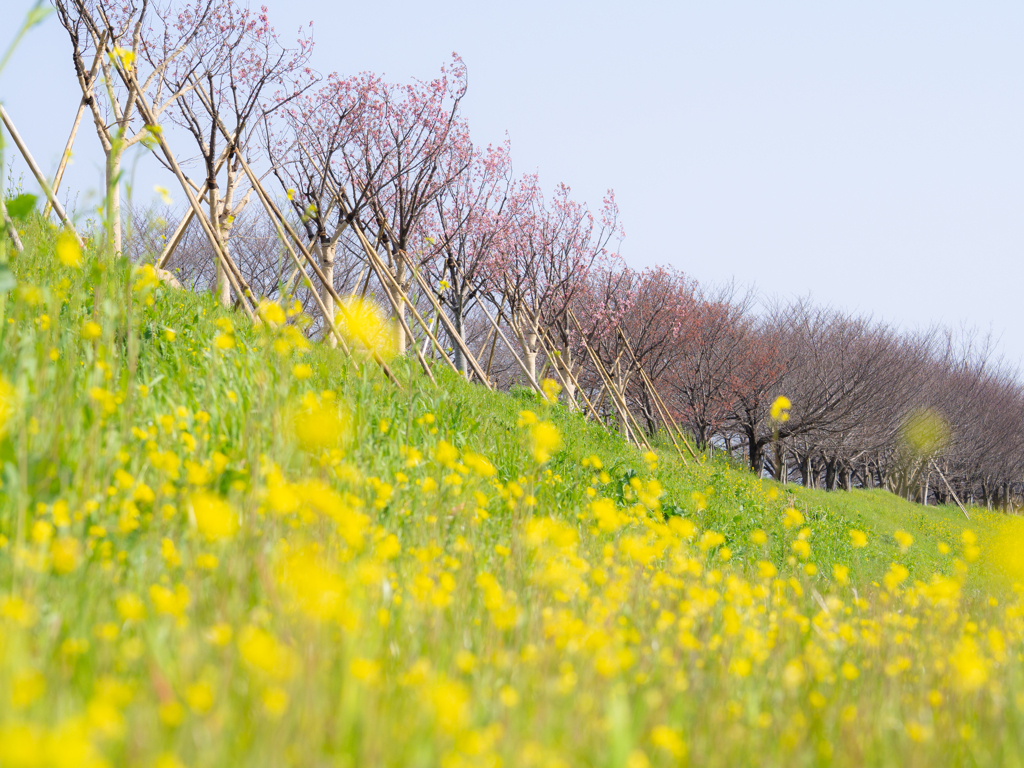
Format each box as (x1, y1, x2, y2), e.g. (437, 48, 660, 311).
(1, 223, 1023, 767)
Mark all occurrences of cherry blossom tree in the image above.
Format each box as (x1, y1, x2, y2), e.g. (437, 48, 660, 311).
(489, 177, 622, 383)
(426, 139, 512, 373)
(53, 0, 214, 254)
(165, 0, 315, 305)
(338, 55, 472, 354)
(586, 266, 696, 433)
(268, 72, 378, 340)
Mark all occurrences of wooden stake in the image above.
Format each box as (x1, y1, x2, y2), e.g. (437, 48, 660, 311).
(94, 50, 258, 322)
(533, 322, 609, 430)
(1, 196, 24, 252)
(44, 35, 107, 220)
(155, 144, 235, 269)
(931, 459, 971, 520)
(0, 105, 84, 247)
(568, 308, 654, 452)
(290, 143, 464, 382)
(228, 150, 404, 388)
(616, 328, 694, 463)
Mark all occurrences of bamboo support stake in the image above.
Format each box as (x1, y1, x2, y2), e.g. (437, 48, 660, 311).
(450, 287, 544, 395)
(420, 311, 442, 360)
(384, 245, 494, 387)
(339, 206, 456, 380)
(239, 148, 418, 393)
(239, 163, 357, 358)
(533, 323, 609, 430)
(590, 383, 608, 421)
(568, 309, 640, 445)
(292, 144, 464, 383)
(339, 180, 496, 389)
(931, 459, 971, 520)
(616, 328, 690, 464)
(88, 9, 258, 320)
(568, 308, 654, 452)
(474, 324, 495, 365)
(156, 145, 235, 268)
(97, 52, 258, 321)
(0, 105, 83, 247)
(350, 232, 439, 384)
(1, 196, 24, 252)
(126, 117, 255, 321)
(617, 328, 699, 460)
(229, 151, 403, 388)
(44, 36, 107, 220)
(524, 312, 606, 424)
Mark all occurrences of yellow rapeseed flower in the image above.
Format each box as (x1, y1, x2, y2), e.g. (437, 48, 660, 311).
(0, 377, 15, 437)
(530, 421, 562, 464)
(51, 537, 80, 574)
(770, 395, 791, 422)
(56, 230, 82, 268)
(336, 296, 396, 359)
(258, 299, 287, 327)
(190, 492, 238, 541)
(541, 377, 561, 404)
(292, 394, 349, 452)
(894, 529, 914, 552)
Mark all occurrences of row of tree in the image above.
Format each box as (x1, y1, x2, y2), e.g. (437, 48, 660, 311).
(55, 0, 1022, 510)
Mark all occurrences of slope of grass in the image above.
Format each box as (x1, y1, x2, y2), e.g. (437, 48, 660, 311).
(1, 224, 1023, 768)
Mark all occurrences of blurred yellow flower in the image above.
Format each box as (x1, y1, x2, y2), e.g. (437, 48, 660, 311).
(258, 299, 287, 327)
(292, 394, 349, 452)
(190, 492, 238, 541)
(894, 529, 914, 552)
(770, 395, 791, 422)
(51, 537, 80, 574)
(0, 377, 15, 437)
(336, 296, 396, 359)
(541, 377, 561, 404)
(530, 421, 562, 464)
(56, 230, 82, 268)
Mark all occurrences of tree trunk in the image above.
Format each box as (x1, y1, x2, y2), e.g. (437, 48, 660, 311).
(824, 458, 838, 491)
(208, 185, 231, 307)
(393, 262, 409, 354)
(746, 428, 765, 477)
(520, 330, 538, 382)
(321, 241, 336, 347)
(106, 148, 123, 255)
(451, 308, 467, 375)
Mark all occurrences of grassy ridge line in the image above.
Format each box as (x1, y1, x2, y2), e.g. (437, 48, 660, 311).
(1, 225, 1022, 768)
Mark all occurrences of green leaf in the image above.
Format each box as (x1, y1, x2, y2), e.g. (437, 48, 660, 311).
(0, 263, 15, 294)
(6, 193, 37, 220)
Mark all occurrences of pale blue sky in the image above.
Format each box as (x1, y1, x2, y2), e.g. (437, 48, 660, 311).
(3, 1, 1023, 363)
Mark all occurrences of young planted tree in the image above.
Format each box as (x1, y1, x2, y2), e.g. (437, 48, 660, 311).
(165, 0, 315, 305)
(53, 0, 214, 254)
(597, 266, 696, 434)
(343, 56, 472, 354)
(269, 72, 378, 340)
(427, 140, 513, 374)
(490, 177, 622, 384)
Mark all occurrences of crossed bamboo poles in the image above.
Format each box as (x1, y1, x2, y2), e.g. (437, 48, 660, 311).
(1, 17, 697, 466)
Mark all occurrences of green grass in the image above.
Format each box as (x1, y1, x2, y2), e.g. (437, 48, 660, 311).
(1, 220, 1023, 768)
